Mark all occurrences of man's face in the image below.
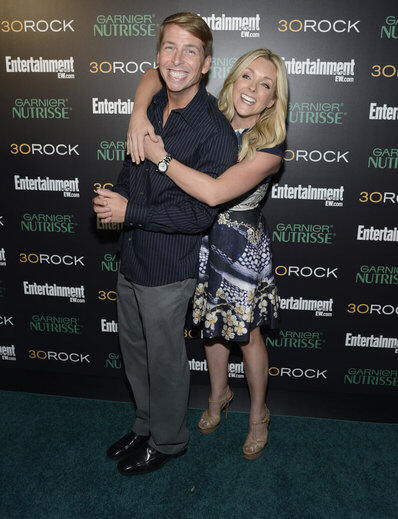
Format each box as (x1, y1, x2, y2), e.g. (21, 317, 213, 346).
(157, 24, 211, 95)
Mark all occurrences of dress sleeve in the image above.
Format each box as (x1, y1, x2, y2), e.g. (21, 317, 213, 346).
(257, 142, 285, 158)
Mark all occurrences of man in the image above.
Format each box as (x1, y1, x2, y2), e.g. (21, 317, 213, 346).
(93, 12, 237, 476)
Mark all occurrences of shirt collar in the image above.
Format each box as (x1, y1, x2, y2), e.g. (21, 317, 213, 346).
(153, 80, 210, 127)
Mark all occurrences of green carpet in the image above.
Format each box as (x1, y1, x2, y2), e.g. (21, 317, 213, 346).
(0, 390, 396, 519)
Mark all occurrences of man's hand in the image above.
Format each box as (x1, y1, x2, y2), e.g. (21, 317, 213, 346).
(93, 189, 127, 224)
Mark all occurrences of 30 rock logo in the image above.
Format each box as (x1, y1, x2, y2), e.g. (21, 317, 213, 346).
(28, 349, 90, 364)
(5, 56, 75, 79)
(272, 223, 335, 244)
(12, 98, 71, 119)
(30, 314, 83, 334)
(371, 64, 398, 79)
(101, 253, 120, 272)
(275, 265, 338, 279)
(89, 61, 155, 75)
(358, 191, 398, 204)
(344, 368, 397, 387)
(268, 367, 327, 380)
(93, 14, 157, 37)
(282, 57, 355, 82)
(278, 19, 360, 33)
(355, 265, 398, 285)
(1, 19, 74, 32)
(10, 142, 79, 156)
(98, 289, 117, 301)
(97, 140, 126, 161)
(265, 330, 325, 350)
(284, 148, 349, 164)
(368, 148, 398, 171)
(199, 14, 260, 38)
(19, 252, 85, 267)
(288, 102, 346, 124)
(21, 213, 77, 234)
(347, 303, 398, 316)
(380, 16, 398, 39)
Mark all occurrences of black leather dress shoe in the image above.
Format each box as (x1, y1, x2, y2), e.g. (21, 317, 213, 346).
(106, 430, 150, 460)
(117, 442, 187, 475)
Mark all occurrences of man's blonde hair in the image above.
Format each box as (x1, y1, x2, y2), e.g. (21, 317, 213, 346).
(157, 12, 213, 57)
(218, 49, 288, 161)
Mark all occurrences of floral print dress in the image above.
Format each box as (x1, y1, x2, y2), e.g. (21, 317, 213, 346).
(192, 128, 284, 343)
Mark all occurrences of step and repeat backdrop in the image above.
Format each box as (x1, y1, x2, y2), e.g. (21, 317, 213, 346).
(1, 0, 396, 400)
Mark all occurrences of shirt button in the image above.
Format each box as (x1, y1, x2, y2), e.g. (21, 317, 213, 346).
(139, 191, 144, 195)
(138, 224, 143, 227)
(128, 238, 132, 241)
(145, 167, 149, 172)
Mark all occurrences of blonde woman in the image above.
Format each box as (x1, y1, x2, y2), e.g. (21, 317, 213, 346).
(127, 49, 288, 459)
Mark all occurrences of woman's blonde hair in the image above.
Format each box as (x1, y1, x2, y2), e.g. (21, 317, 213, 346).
(218, 48, 288, 161)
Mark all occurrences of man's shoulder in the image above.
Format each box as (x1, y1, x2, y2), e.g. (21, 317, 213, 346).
(201, 93, 236, 140)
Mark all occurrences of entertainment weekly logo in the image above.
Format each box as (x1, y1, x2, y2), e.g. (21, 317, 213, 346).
(92, 98, 133, 115)
(0, 345, 16, 361)
(356, 225, 398, 242)
(271, 184, 344, 207)
(345, 333, 398, 354)
(278, 296, 333, 317)
(22, 281, 85, 303)
(282, 57, 355, 83)
(288, 102, 346, 124)
(14, 175, 80, 197)
(369, 103, 398, 121)
(198, 13, 261, 38)
(5, 56, 75, 79)
(0, 248, 6, 266)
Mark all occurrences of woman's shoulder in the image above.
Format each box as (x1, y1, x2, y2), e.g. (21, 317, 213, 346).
(257, 141, 285, 158)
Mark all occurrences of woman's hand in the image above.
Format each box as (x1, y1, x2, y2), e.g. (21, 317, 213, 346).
(143, 134, 167, 165)
(127, 111, 158, 164)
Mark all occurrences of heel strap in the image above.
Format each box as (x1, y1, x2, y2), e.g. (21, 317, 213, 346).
(208, 388, 233, 404)
(250, 408, 270, 425)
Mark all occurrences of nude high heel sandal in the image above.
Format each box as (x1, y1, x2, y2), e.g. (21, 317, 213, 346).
(198, 387, 234, 434)
(243, 405, 270, 460)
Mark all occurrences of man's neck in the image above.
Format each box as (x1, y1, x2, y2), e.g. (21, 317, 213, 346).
(166, 82, 200, 111)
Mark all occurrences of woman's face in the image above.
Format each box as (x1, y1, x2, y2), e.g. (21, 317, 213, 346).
(232, 57, 277, 126)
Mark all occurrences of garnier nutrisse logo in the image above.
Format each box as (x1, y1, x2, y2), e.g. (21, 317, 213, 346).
(93, 14, 157, 37)
(272, 223, 335, 244)
(12, 98, 71, 119)
(368, 148, 398, 171)
(21, 213, 77, 233)
(97, 140, 126, 161)
(356, 265, 398, 285)
(265, 330, 325, 349)
(288, 101, 346, 124)
(30, 314, 83, 334)
(101, 253, 120, 272)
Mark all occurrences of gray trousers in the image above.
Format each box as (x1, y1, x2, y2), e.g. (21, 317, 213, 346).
(116, 271, 196, 455)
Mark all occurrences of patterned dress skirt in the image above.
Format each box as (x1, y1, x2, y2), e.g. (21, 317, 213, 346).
(192, 204, 279, 343)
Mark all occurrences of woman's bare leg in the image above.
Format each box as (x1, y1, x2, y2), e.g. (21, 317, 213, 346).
(204, 340, 231, 416)
(240, 327, 269, 442)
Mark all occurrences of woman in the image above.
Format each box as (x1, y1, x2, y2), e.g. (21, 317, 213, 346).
(127, 49, 288, 460)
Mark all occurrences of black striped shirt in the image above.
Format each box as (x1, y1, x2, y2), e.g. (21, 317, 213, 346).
(113, 80, 238, 286)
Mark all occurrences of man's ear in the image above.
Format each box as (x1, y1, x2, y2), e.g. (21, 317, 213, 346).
(201, 55, 212, 75)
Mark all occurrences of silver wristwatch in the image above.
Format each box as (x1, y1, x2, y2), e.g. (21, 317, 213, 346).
(157, 154, 172, 173)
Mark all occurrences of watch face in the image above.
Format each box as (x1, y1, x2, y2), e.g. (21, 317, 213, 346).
(158, 161, 167, 173)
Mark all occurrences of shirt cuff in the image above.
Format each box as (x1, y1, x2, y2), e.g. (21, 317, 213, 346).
(125, 199, 148, 228)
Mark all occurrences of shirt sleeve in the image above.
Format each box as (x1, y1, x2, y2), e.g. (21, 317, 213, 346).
(112, 155, 134, 199)
(258, 142, 285, 158)
(124, 130, 238, 234)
